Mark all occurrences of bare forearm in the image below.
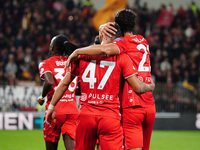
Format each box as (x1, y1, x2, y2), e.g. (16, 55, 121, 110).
(50, 73, 74, 106)
(127, 75, 155, 93)
(75, 45, 105, 56)
(42, 72, 54, 97)
(50, 82, 69, 106)
(42, 82, 52, 97)
(139, 82, 154, 93)
(75, 43, 119, 56)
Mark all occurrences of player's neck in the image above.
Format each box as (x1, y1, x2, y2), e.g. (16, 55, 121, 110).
(53, 54, 62, 56)
(101, 41, 107, 45)
(101, 37, 112, 45)
(124, 32, 133, 36)
(101, 40, 110, 45)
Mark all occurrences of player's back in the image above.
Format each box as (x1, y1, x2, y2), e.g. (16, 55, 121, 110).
(39, 56, 79, 114)
(72, 54, 136, 119)
(113, 35, 154, 108)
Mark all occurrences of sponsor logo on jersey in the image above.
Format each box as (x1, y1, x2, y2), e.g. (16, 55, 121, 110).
(80, 93, 87, 101)
(80, 93, 114, 102)
(137, 76, 143, 82)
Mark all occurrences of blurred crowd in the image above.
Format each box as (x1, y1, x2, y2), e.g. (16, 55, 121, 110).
(0, 0, 200, 113)
(0, 0, 97, 86)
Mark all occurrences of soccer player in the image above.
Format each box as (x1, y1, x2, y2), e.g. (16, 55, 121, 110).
(65, 9, 155, 150)
(37, 34, 79, 150)
(45, 24, 155, 150)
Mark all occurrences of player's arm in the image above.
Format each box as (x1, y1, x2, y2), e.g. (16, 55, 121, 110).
(73, 43, 119, 55)
(51, 73, 75, 107)
(65, 43, 119, 68)
(45, 73, 75, 127)
(37, 72, 53, 105)
(126, 75, 155, 93)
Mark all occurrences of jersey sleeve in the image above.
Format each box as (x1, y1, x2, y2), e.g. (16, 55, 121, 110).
(38, 60, 52, 80)
(120, 54, 137, 79)
(112, 37, 127, 54)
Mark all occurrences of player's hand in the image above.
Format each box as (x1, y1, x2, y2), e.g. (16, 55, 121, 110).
(99, 22, 117, 38)
(45, 109, 56, 128)
(37, 97, 45, 106)
(65, 51, 79, 70)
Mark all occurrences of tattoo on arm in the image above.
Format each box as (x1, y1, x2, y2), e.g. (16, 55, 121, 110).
(139, 82, 151, 93)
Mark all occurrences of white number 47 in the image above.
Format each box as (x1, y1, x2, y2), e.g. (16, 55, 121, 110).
(82, 60, 115, 90)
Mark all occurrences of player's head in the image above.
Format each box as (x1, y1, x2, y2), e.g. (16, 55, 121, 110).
(49, 34, 77, 57)
(114, 9, 137, 34)
(100, 23, 122, 44)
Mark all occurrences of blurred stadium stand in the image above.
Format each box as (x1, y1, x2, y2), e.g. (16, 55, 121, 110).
(0, 0, 200, 113)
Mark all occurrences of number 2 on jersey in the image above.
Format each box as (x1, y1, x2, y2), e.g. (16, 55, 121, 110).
(137, 44, 150, 72)
(82, 60, 115, 90)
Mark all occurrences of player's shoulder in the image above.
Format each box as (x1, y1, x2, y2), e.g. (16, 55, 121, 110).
(127, 35, 148, 44)
(79, 55, 93, 61)
(38, 59, 48, 69)
(41, 56, 54, 63)
(38, 56, 58, 69)
(47, 56, 58, 62)
(112, 37, 125, 44)
(117, 53, 130, 62)
(80, 55, 105, 61)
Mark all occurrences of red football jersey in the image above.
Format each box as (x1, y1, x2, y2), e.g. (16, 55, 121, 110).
(112, 35, 155, 108)
(71, 54, 137, 119)
(38, 56, 79, 115)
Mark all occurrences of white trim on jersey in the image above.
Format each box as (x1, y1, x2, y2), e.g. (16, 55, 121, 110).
(125, 73, 138, 80)
(40, 71, 53, 80)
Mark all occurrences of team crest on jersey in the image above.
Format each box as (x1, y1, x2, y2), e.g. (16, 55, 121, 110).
(137, 76, 143, 82)
(80, 93, 87, 101)
(113, 38, 123, 43)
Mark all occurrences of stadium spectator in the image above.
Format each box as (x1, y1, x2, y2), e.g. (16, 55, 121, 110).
(5, 54, 18, 85)
(11, 101, 20, 112)
(197, 101, 200, 113)
(38, 34, 79, 150)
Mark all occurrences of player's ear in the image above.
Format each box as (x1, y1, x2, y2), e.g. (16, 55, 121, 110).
(49, 44, 53, 51)
(100, 34, 103, 43)
(52, 45, 55, 51)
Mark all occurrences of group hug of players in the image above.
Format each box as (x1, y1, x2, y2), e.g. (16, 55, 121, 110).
(37, 9, 156, 150)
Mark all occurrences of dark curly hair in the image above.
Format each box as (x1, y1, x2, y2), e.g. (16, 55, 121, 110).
(114, 9, 137, 34)
(52, 34, 78, 56)
(110, 23, 122, 38)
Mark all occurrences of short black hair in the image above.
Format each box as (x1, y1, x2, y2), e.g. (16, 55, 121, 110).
(53, 34, 77, 56)
(114, 9, 137, 34)
(109, 23, 122, 38)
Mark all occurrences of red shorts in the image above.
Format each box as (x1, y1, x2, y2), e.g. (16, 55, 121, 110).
(43, 113, 78, 142)
(122, 106, 156, 150)
(75, 114, 123, 150)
